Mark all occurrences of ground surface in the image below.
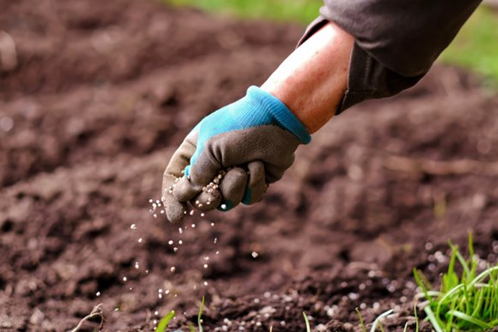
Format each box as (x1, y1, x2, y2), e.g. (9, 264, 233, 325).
(1, 0, 498, 331)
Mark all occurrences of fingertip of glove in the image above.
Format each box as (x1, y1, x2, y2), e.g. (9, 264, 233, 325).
(165, 201, 187, 224)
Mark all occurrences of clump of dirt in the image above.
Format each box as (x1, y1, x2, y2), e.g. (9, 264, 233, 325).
(1, 0, 498, 331)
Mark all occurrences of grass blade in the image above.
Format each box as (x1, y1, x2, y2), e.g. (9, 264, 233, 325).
(156, 311, 175, 332)
(424, 305, 444, 332)
(414, 299, 419, 332)
(370, 309, 393, 332)
(303, 312, 311, 332)
(198, 296, 205, 332)
(447, 310, 494, 329)
(470, 266, 498, 288)
(356, 307, 367, 332)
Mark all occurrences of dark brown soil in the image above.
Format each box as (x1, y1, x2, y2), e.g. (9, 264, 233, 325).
(1, 0, 498, 331)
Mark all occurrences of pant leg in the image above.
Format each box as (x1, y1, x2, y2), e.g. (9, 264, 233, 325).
(299, 0, 482, 114)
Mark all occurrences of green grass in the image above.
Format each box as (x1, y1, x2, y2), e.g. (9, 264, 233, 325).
(414, 234, 498, 331)
(156, 310, 176, 332)
(440, 6, 498, 85)
(165, 0, 498, 82)
(167, 0, 322, 24)
(197, 296, 205, 332)
(155, 296, 204, 332)
(303, 312, 311, 332)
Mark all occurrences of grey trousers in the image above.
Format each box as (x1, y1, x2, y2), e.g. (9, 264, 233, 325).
(299, 0, 482, 114)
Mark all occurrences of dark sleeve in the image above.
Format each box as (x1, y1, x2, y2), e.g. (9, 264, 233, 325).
(299, 0, 482, 114)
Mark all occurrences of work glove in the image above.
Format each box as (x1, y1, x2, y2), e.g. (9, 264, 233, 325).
(162, 86, 311, 223)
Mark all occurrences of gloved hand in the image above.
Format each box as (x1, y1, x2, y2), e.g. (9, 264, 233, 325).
(162, 86, 311, 223)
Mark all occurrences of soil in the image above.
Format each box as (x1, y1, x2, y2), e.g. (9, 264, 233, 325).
(1, 0, 498, 331)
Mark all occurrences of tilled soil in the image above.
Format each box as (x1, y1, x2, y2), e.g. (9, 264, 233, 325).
(1, 0, 498, 331)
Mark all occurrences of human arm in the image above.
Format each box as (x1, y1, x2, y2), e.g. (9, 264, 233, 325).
(162, 22, 353, 223)
(261, 21, 353, 133)
(162, 0, 482, 223)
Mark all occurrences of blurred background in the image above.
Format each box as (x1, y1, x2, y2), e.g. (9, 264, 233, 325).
(1, 0, 498, 330)
(166, 0, 498, 86)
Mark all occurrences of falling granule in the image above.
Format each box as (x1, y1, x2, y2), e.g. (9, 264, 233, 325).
(149, 199, 153, 203)
(129, 287, 133, 291)
(211, 222, 215, 227)
(173, 247, 178, 252)
(194, 285, 197, 290)
(170, 266, 176, 272)
(159, 289, 163, 293)
(153, 320, 157, 325)
(160, 210, 164, 214)
(96, 292, 101, 297)
(204, 256, 210, 261)
(114, 308, 119, 312)
(178, 240, 183, 245)
(216, 251, 220, 255)
(134, 262, 140, 269)
(253, 298, 260, 304)
(214, 238, 218, 244)
(204, 281, 208, 286)
(138, 238, 143, 243)
(153, 214, 157, 218)
(203, 264, 208, 269)
(168, 240, 174, 245)
(189, 210, 194, 216)
(179, 228, 183, 234)
(130, 224, 137, 230)
(158, 294, 163, 299)
(154, 311, 159, 315)
(123, 277, 127, 282)
(251, 251, 258, 258)
(220, 204, 227, 210)
(174, 294, 178, 298)
(165, 289, 170, 294)
(191, 224, 196, 228)
(201, 213, 205, 217)
(145, 270, 149, 274)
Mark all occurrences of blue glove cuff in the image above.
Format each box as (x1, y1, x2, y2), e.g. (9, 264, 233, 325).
(239, 86, 311, 144)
